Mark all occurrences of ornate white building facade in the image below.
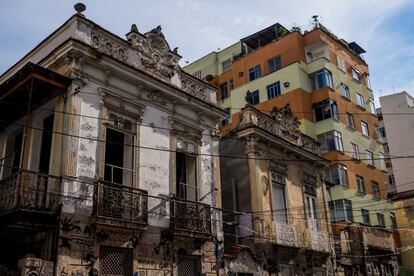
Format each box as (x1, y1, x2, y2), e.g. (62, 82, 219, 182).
(0, 6, 226, 276)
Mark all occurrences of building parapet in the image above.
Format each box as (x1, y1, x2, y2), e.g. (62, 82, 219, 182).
(237, 104, 320, 155)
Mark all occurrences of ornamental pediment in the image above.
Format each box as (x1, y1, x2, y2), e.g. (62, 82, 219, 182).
(126, 25, 181, 81)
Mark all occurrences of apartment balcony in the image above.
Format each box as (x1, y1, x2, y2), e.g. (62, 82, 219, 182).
(306, 219, 331, 253)
(272, 221, 300, 248)
(93, 181, 148, 230)
(363, 227, 395, 252)
(170, 197, 211, 239)
(0, 170, 60, 222)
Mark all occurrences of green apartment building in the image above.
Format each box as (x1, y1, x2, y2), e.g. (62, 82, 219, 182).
(185, 23, 398, 274)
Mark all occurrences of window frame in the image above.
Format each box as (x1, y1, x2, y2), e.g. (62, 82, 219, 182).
(371, 181, 380, 199)
(361, 121, 369, 136)
(326, 164, 348, 186)
(377, 213, 386, 228)
(366, 150, 374, 166)
(267, 81, 281, 100)
(361, 209, 370, 225)
(312, 69, 333, 90)
(220, 82, 229, 100)
(221, 58, 232, 73)
(351, 143, 360, 160)
(379, 153, 386, 170)
(104, 113, 136, 186)
(267, 56, 281, 73)
(251, 90, 260, 105)
(336, 56, 346, 72)
(356, 93, 365, 108)
(175, 151, 199, 202)
(248, 65, 261, 81)
(340, 83, 351, 99)
(369, 98, 376, 115)
(331, 199, 353, 222)
(352, 67, 360, 82)
(193, 70, 202, 79)
(313, 99, 339, 122)
(356, 175, 366, 193)
(317, 130, 343, 153)
(270, 171, 288, 224)
(346, 112, 355, 129)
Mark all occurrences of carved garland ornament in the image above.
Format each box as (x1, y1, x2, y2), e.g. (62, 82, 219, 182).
(128, 25, 180, 80)
(91, 31, 128, 62)
(180, 74, 208, 101)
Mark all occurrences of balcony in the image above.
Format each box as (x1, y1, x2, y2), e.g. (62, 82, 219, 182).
(272, 222, 299, 248)
(363, 227, 395, 252)
(0, 170, 60, 218)
(94, 181, 148, 230)
(170, 198, 211, 239)
(306, 219, 331, 253)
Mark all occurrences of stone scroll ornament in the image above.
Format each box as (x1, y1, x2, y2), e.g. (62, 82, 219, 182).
(127, 24, 181, 80)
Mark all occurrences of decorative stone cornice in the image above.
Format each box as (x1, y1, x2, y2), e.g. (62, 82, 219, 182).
(237, 104, 320, 155)
(91, 30, 128, 62)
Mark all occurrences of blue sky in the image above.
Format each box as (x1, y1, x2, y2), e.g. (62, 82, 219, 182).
(1, 0, 413, 104)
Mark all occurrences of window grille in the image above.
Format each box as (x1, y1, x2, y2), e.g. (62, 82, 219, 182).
(177, 255, 201, 276)
(100, 246, 133, 276)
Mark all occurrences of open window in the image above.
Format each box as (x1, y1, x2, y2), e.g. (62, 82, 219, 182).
(1, 130, 24, 179)
(305, 184, 319, 230)
(176, 151, 197, 201)
(104, 113, 135, 186)
(38, 114, 55, 174)
(270, 171, 288, 224)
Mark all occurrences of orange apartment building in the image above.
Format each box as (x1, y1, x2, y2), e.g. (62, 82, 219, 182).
(185, 23, 398, 275)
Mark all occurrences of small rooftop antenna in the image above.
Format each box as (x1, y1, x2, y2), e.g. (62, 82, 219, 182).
(310, 15, 320, 29)
(74, 3, 86, 16)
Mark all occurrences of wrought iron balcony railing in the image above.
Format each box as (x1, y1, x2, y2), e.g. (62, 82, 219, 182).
(0, 170, 60, 214)
(94, 181, 148, 229)
(273, 221, 300, 248)
(170, 197, 211, 238)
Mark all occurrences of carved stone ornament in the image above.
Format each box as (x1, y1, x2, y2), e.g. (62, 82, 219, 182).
(147, 91, 167, 105)
(128, 25, 180, 80)
(180, 73, 209, 101)
(91, 31, 128, 62)
(237, 105, 320, 155)
(270, 103, 301, 141)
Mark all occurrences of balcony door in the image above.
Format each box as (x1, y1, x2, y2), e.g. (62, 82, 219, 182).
(176, 151, 197, 202)
(305, 184, 319, 230)
(270, 171, 288, 224)
(1, 130, 23, 179)
(38, 114, 54, 175)
(102, 114, 135, 218)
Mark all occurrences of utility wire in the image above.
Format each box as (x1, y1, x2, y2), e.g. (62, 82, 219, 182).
(0, 117, 411, 163)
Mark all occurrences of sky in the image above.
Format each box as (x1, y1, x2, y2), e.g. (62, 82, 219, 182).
(1, 0, 413, 104)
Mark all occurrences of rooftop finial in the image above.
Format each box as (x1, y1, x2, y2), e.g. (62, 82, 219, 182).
(74, 3, 86, 16)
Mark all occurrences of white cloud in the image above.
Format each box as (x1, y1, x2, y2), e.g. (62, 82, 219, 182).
(0, 0, 412, 97)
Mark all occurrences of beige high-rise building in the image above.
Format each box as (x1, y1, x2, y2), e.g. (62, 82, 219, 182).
(380, 91, 414, 193)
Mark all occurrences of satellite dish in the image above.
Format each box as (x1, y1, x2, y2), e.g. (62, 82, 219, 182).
(205, 74, 214, 82)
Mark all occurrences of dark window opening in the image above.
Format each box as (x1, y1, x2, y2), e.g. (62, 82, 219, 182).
(11, 132, 23, 175)
(38, 114, 54, 174)
(104, 128, 134, 185)
(313, 99, 338, 122)
(176, 151, 197, 201)
(220, 82, 228, 99)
